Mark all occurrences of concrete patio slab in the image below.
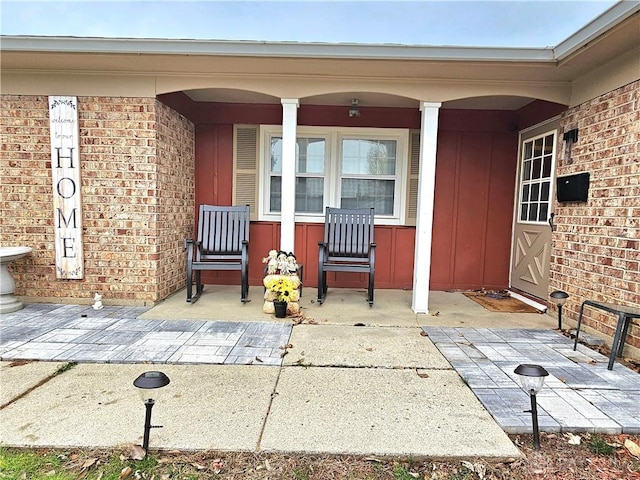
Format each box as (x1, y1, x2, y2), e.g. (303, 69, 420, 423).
(301, 289, 420, 328)
(260, 367, 520, 460)
(426, 291, 555, 329)
(285, 325, 451, 369)
(0, 363, 279, 451)
(0, 360, 61, 407)
(138, 287, 268, 322)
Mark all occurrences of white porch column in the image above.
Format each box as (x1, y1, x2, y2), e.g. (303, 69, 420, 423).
(412, 102, 441, 314)
(280, 98, 299, 253)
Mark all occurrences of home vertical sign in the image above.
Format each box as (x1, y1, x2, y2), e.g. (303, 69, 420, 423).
(49, 96, 84, 279)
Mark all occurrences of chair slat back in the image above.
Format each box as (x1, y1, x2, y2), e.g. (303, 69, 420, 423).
(197, 205, 249, 258)
(324, 207, 374, 260)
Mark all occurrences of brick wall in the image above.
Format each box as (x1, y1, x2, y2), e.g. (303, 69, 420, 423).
(155, 101, 195, 301)
(551, 79, 640, 355)
(0, 95, 194, 305)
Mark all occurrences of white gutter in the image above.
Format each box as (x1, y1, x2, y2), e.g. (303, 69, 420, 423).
(554, 0, 640, 60)
(0, 35, 556, 63)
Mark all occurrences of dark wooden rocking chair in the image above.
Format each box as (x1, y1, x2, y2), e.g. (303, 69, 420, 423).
(184, 204, 250, 304)
(317, 207, 376, 306)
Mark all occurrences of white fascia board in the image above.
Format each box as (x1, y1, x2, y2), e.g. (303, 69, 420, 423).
(0, 35, 556, 63)
(554, 1, 640, 60)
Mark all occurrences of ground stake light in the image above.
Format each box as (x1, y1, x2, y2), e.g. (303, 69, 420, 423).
(550, 290, 569, 330)
(133, 371, 170, 453)
(514, 364, 548, 449)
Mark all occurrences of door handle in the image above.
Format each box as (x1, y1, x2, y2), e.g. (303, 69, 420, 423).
(549, 213, 555, 231)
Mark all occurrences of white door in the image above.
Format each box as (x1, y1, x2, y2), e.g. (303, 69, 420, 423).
(510, 121, 559, 300)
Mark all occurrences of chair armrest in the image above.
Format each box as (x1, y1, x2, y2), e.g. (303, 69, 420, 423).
(318, 241, 328, 264)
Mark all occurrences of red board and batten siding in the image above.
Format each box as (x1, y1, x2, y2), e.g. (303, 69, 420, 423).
(167, 95, 539, 291)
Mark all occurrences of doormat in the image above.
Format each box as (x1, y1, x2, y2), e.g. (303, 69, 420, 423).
(463, 290, 540, 313)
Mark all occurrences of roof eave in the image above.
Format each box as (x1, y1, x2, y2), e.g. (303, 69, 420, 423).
(553, 0, 640, 60)
(0, 36, 556, 63)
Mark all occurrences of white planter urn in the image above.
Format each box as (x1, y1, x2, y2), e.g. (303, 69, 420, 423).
(0, 246, 32, 313)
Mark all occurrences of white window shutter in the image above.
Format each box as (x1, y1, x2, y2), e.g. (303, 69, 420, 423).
(405, 130, 420, 226)
(233, 125, 259, 221)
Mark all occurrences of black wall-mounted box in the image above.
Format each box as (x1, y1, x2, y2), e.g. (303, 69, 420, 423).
(556, 172, 590, 202)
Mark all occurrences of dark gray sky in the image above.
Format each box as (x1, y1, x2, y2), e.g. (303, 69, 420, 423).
(0, 1, 619, 47)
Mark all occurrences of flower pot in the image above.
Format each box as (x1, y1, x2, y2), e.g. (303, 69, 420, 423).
(274, 300, 288, 318)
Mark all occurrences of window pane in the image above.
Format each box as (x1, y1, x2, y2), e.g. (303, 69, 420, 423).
(523, 160, 531, 181)
(543, 134, 554, 155)
(297, 138, 325, 174)
(532, 158, 542, 179)
(539, 202, 549, 221)
(270, 138, 282, 173)
(341, 178, 394, 214)
(533, 138, 543, 157)
(528, 203, 539, 221)
(342, 139, 396, 175)
(272, 137, 326, 174)
(270, 176, 281, 212)
(523, 141, 532, 160)
(542, 155, 552, 178)
(530, 183, 540, 201)
(541, 181, 550, 201)
(522, 184, 530, 202)
(295, 177, 324, 213)
(520, 204, 528, 221)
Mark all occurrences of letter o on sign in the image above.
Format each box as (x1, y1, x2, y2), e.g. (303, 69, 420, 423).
(56, 177, 76, 199)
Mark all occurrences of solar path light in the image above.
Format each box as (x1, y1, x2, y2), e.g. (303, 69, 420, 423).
(550, 290, 569, 330)
(133, 371, 170, 454)
(514, 364, 549, 449)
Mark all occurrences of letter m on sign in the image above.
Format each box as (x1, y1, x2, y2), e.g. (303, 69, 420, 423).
(49, 96, 84, 279)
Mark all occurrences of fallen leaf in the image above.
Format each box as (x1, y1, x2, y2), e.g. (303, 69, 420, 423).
(211, 458, 223, 474)
(416, 370, 430, 379)
(462, 460, 486, 479)
(120, 466, 132, 478)
(191, 463, 206, 470)
(420, 330, 428, 336)
(625, 438, 640, 458)
(45, 470, 56, 477)
(255, 356, 263, 363)
(81, 458, 98, 471)
(364, 456, 382, 463)
(566, 433, 581, 445)
(130, 445, 146, 460)
(265, 459, 273, 471)
(365, 347, 373, 351)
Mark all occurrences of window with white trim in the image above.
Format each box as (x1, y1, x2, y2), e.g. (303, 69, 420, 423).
(517, 132, 556, 223)
(260, 126, 408, 224)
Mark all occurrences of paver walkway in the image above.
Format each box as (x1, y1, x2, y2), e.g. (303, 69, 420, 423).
(423, 326, 640, 434)
(0, 304, 292, 365)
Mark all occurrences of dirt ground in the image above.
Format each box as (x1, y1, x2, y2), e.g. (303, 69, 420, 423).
(4, 432, 639, 480)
